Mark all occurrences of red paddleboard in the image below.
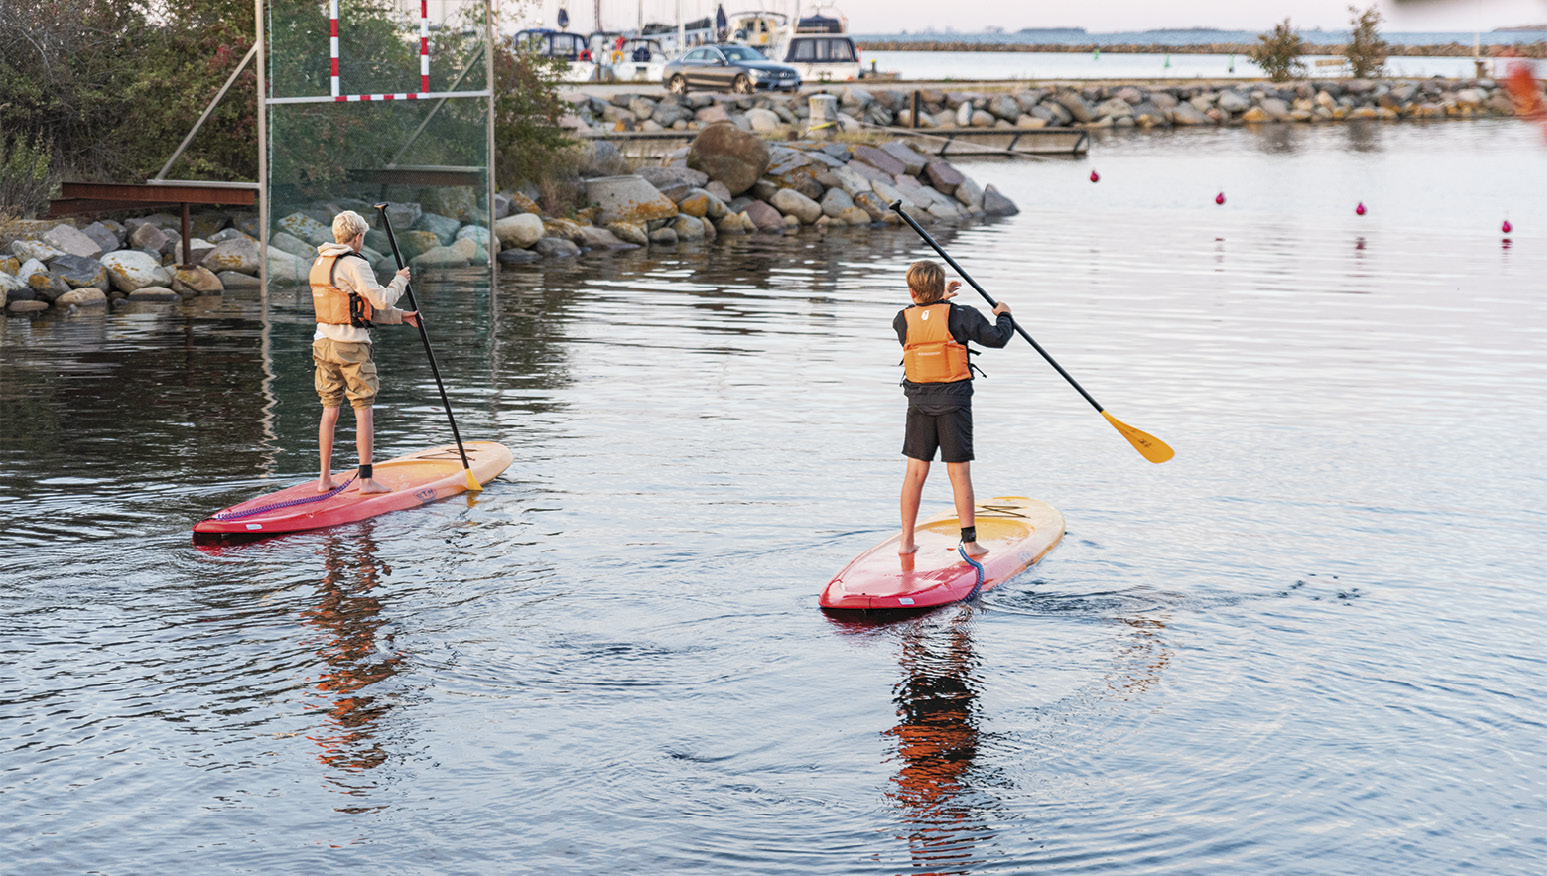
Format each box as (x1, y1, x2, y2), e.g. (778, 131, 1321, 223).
(820, 496, 1064, 610)
(193, 441, 513, 544)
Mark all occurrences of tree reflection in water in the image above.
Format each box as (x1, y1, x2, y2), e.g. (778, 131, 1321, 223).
(300, 528, 403, 806)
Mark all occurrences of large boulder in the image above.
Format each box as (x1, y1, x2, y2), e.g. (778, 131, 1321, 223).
(270, 231, 318, 262)
(852, 145, 907, 177)
(672, 214, 708, 241)
(11, 239, 64, 263)
(55, 288, 108, 308)
(743, 200, 785, 232)
(853, 190, 891, 220)
(395, 230, 441, 262)
(494, 213, 545, 249)
(923, 158, 965, 196)
(265, 247, 310, 285)
(819, 187, 855, 218)
(770, 188, 823, 224)
(578, 226, 632, 249)
(744, 107, 783, 133)
(587, 175, 679, 226)
(606, 221, 649, 246)
(51, 254, 109, 289)
(687, 122, 771, 196)
(128, 223, 168, 253)
(203, 236, 261, 275)
(636, 165, 709, 190)
(216, 270, 262, 290)
(171, 265, 224, 295)
(954, 178, 985, 212)
(533, 237, 581, 258)
(81, 221, 123, 254)
(1217, 90, 1251, 114)
(43, 225, 103, 260)
(411, 245, 472, 269)
(100, 250, 172, 292)
(1055, 90, 1095, 123)
(414, 212, 462, 246)
(677, 187, 727, 219)
(879, 141, 928, 176)
(982, 184, 1019, 216)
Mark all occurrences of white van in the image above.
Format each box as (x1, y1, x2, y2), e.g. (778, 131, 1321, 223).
(774, 34, 861, 84)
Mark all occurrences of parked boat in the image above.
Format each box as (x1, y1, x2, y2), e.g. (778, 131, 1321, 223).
(513, 28, 600, 82)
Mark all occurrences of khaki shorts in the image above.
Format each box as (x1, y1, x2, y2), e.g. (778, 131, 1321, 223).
(313, 338, 378, 410)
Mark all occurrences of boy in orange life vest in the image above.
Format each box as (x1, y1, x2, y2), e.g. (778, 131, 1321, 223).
(311, 210, 418, 494)
(895, 260, 1013, 557)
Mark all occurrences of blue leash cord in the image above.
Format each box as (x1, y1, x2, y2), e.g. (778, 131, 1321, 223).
(213, 475, 357, 521)
(958, 545, 986, 601)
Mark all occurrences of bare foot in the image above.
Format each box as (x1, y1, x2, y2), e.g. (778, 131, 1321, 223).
(898, 540, 918, 555)
(356, 477, 391, 494)
(317, 476, 336, 493)
(962, 541, 989, 559)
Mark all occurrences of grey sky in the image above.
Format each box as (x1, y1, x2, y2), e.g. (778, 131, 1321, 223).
(835, 0, 1547, 33)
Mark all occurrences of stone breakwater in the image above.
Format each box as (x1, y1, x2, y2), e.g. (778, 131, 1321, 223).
(0, 201, 498, 315)
(495, 123, 1016, 263)
(563, 78, 1541, 137)
(0, 128, 1017, 315)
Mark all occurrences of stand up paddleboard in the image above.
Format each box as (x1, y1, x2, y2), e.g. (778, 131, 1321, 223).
(820, 496, 1064, 610)
(193, 441, 513, 544)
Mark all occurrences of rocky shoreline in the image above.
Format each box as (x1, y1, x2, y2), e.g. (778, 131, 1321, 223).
(0, 123, 1016, 316)
(6, 75, 1539, 316)
(566, 77, 1540, 136)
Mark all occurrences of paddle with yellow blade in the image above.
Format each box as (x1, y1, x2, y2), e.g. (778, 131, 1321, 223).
(374, 203, 483, 491)
(889, 200, 1175, 464)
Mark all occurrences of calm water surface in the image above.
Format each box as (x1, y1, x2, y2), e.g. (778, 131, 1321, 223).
(2, 120, 1544, 874)
(865, 50, 1515, 81)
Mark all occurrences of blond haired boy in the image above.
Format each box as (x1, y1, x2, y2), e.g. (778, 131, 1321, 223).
(894, 260, 1013, 556)
(310, 210, 417, 494)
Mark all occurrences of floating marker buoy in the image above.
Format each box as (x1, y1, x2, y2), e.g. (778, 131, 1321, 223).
(1090, 169, 1100, 182)
(1356, 202, 1367, 215)
(1215, 192, 1226, 205)
(1502, 219, 1513, 233)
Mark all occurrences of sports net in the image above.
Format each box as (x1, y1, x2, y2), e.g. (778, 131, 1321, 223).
(264, 0, 493, 283)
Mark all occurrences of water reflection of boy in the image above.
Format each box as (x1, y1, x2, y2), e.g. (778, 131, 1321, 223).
(886, 619, 990, 874)
(312, 210, 418, 495)
(895, 260, 1013, 558)
(305, 531, 402, 776)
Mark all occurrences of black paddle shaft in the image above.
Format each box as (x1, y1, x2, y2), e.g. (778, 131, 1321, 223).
(888, 200, 1106, 414)
(372, 203, 474, 472)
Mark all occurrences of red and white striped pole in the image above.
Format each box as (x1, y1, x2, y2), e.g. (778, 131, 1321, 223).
(420, 0, 430, 93)
(329, 0, 341, 99)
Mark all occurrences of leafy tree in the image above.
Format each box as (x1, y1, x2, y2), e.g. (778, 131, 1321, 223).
(493, 30, 573, 191)
(1249, 18, 1307, 82)
(1345, 4, 1388, 79)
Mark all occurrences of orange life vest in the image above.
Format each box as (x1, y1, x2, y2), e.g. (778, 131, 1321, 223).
(902, 303, 972, 383)
(309, 252, 373, 327)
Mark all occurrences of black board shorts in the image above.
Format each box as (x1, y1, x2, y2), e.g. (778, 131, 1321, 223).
(903, 406, 974, 463)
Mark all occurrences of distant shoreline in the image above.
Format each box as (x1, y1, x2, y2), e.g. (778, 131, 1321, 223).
(856, 40, 1547, 58)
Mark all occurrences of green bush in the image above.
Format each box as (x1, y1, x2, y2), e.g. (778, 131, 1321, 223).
(0, 134, 55, 218)
(1250, 18, 1308, 82)
(493, 29, 574, 191)
(1345, 4, 1389, 79)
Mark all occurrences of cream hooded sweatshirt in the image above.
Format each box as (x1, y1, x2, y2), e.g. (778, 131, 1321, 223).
(313, 242, 411, 344)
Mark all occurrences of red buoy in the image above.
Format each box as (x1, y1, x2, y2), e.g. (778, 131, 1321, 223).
(1356, 202, 1367, 216)
(1502, 219, 1513, 234)
(1090, 169, 1100, 183)
(1215, 192, 1226, 205)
